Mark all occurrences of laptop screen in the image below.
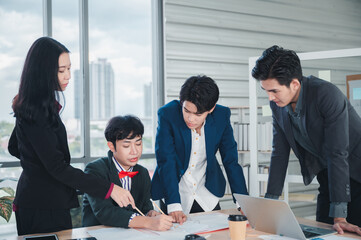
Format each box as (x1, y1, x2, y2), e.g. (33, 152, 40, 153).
(233, 193, 336, 240)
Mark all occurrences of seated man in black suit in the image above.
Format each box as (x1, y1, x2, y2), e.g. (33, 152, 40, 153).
(82, 115, 172, 231)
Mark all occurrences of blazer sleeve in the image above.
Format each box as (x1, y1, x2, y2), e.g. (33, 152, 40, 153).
(266, 112, 291, 197)
(83, 161, 134, 228)
(317, 84, 351, 203)
(154, 109, 182, 205)
(219, 108, 248, 196)
(20, 115, 111, 199)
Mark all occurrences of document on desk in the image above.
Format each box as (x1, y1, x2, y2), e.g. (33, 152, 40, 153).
(259, 234, 357, 240)
(88, 227, 147, 240)
(259, 235, 299, 240)
(321, 236, 358, 240)
(87, 212, 229, 240)
(185, 212, 229, 232)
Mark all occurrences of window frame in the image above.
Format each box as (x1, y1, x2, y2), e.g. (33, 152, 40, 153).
(0, 0, 162, 168)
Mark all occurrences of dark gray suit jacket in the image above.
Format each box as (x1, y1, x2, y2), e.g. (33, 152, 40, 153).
(267, 76, 361, 203)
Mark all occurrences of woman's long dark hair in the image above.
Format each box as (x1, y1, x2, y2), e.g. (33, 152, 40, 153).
(12, 37, 70, 125)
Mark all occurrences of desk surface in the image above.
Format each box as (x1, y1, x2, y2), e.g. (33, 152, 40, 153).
(15, 209, 361, 240)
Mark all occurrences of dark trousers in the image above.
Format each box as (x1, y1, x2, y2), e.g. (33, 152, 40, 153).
(15, 208, 72, 236)
(316, 169, 361, 227)
(160, 199, 221, 214)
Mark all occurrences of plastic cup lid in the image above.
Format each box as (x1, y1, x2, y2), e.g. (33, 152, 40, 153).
(228, 214, 247, 221)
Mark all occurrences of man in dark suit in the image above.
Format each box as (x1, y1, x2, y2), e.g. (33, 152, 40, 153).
(82, 115, 172, 231)
(252, 45, 361, 236)
(151, 75, 248, 224)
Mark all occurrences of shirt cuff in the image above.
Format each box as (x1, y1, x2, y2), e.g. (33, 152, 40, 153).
(167, 203, 183, 213)
(265, 193, 279, 199)
(105, 183, 114, 199)
(329, 202, 347, 218)
(128, 213, 140, 225)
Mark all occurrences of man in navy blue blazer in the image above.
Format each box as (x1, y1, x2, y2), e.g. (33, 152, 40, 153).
(151, 75, 248, 224)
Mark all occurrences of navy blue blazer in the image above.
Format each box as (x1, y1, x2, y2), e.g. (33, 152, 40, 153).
(151, 100, 248, 205)
(267, 76, 361, 203)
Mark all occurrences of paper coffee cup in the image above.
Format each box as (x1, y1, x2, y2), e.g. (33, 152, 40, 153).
(228, 214, 248, 240)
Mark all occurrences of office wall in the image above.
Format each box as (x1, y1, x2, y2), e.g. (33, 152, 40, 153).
(163, 0, 361, 107)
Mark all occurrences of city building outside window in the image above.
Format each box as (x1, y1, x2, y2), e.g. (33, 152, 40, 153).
(88, 1, 154, 157)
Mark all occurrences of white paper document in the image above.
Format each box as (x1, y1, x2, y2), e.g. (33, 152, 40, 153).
(259, 234, 357, 240)
(87, 212, 230, 240)
(321, 235, 359, 240)
(259, 235, 298, 240)
(88, 227, 147, 240)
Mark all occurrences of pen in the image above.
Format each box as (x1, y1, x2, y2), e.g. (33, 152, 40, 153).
(134, 206, 145, 216)
(151, 199, 178, 228)
(151, 199, 165, 215)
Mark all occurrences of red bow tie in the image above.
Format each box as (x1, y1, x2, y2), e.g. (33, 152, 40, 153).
(118, 171, 138, 179)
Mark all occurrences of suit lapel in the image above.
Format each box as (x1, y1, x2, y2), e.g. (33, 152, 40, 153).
(107, 153, 123, 187)
(281, 109, 300, 157)
(299, 79, 309, 143)
(180, 111, 192, 171)
(204, 113, 215, 163)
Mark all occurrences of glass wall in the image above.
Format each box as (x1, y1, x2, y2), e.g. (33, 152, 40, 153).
(0, 1, 42, 162)
(89, 1, 153, 156)
(0, 0, 154, 235)
(53, 0, 82, 157)
(0, 0, 42, 231)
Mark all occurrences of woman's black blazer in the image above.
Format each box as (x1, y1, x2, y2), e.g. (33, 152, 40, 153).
(8, 112, 111, 209)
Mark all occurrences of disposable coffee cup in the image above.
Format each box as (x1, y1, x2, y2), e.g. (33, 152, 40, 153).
(228, 214, 248, 240)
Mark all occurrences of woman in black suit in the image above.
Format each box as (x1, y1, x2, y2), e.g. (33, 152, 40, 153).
(8, 37, 135, 235)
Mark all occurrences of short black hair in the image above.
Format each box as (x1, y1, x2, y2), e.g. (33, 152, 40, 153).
(104, 115, 144, 149)
(179, 75, 219, 113)
(252, 45, 303, 87)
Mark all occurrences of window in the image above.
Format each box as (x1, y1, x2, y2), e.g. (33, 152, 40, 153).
(52, 0, 82, 157)
(88, 1, 153, 156)
(0, 1, 42, 162)
(0, 0, 155, 234)
(0, 0, 42, 231)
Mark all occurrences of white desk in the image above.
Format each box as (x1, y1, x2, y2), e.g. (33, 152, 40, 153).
(14, 209, 361, 240)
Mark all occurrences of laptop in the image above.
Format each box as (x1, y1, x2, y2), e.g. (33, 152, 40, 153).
(234, 193, 336, 240)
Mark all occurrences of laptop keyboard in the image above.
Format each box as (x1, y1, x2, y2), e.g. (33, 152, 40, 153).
(302, 230, 320, 239)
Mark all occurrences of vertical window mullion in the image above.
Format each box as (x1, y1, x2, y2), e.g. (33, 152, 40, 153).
(79, 0, 90, 163)
(43, 0, 52, 37)
(151, 0, 165, 147)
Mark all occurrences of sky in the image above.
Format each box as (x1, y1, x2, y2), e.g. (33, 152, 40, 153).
(0, 0, 152, 122)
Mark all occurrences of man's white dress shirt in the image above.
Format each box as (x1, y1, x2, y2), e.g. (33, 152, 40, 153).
(167, 124, 219, 214)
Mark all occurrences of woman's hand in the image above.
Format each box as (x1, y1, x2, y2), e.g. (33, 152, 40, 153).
(110, 184, 135, 208)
